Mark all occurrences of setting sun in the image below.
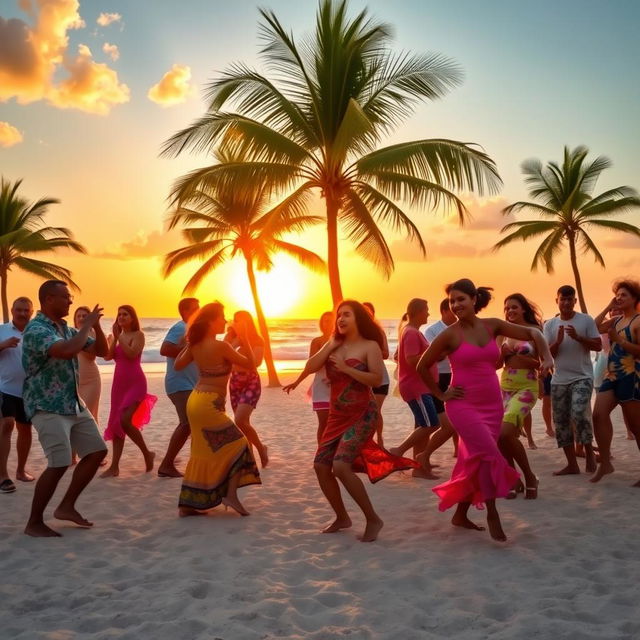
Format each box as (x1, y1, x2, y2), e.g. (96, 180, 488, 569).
(228, 258, 302, 318)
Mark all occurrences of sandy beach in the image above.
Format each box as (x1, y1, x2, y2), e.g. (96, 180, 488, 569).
(1, 371, 638, 640)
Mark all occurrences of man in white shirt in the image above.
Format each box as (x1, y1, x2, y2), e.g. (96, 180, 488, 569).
(0, 297, 35, 493)
(543, 285, 601, 476)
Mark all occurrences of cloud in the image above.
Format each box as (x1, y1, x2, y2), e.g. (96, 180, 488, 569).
(96, 12, 121, 27)
(148, 64, 194, 107)
(0, 0, 128, 114)
(446, 197, 515, 231)
(47, 44, 129, 115)
(0, 121, 23, 147)
(102, 42, 119, 61)
(389, 233, 479, 262)
(95, 230, 181, 259)
(602, 233, 640, 250)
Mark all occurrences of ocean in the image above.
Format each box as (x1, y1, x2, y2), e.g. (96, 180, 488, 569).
(98, 318, 402, 375)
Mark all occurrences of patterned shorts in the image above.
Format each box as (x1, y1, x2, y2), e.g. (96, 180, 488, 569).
(229, 370, 262, 411)
(501, 368, 538, 428)
(551, 378, 594, 448)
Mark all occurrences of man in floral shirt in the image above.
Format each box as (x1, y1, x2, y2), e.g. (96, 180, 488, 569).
(22, 280, 108, 537)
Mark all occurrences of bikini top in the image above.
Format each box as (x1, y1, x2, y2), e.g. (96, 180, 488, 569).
(614, 314, 640, 342)
(199, 362, 232, 378)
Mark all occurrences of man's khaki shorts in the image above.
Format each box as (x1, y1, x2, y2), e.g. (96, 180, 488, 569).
(32, 408, 107, 468)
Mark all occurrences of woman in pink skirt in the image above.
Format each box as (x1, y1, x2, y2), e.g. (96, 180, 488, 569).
(101, 305, 156, 477)
(417, 279, 552, 542)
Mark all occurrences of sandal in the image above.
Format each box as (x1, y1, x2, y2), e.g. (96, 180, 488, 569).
(0, 478, 16, 494)
(524, 477, 539, 500)
(506, 489, 517, 500)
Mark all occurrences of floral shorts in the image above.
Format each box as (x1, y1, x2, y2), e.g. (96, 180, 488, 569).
(229, 370, 262, 411)
(501, 368, 538, 428)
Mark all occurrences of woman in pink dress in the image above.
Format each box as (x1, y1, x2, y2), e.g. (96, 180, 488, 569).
(417, 279, 552, 542)
(101, 305, 157, 477)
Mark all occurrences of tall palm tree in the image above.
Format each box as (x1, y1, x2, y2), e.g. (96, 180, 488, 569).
(161, 0, 501, 305)
(493, 146, 640, 312)
(163, 151, 325, 387)
(0, 178, 86, 321)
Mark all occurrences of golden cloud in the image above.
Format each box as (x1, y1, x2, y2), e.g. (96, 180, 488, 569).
(96, 12, 121, 27)
(148, 64, 194, 107)
(446, 197, 515, 231)
(0, 0, 128, 114)
(0, 121, 24, 147)
(95, 229, 182, 260)
(102, 42, 119, 61)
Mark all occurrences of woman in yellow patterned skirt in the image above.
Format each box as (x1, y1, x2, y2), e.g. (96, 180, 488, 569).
(175, 302, 261, 516)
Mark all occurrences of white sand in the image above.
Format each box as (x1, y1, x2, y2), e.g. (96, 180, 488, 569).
(1, 372, 639, 640)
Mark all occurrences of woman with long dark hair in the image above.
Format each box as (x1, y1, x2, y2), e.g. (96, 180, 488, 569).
(226, 310, 268, 467)
(284, 300, 416, 542)
(101, 305, 156, 477)
(175, 302, 261, 516)
(498, 293, 545, 494)
(417, 279, 552, 542)
(592, 279, 640, 484)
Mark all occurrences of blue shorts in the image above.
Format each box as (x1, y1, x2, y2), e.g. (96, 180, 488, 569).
(599, 375, 640, 402)
(407, 394, 439, 428)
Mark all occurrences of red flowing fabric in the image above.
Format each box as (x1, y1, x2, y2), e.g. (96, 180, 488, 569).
(321, 358, 418, 483)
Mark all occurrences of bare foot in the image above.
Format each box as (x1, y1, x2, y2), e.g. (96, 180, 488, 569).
(157, 466, 183, 478)
(411, 467, 440, 480)
(451, 513, 485, 531)
(259, 445, 269, 468)
(16, 470, 35, 482)
(415, 452, 441, 475)
(590, 461, 614, 483)
(53, 507, 93, 527)
(527, 441, 538, 450)
(358, 517, 384, 542)
(322, 517, 352, 533)
(553, 465, 580, 476)
(178, 507, 206, 517)
(24, 521, 62, 537)
(486, 512, 507, 542)
(100, 467, 119, 478)
(99, 458, 108, 467)
(144, 451, 156, 473)
(222, 497, 250, 516)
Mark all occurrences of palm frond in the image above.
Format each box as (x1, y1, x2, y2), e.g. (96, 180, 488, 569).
(270, 239, 326, 272)
(578, 229, 606, 267)
(163, 240, 229, 277)
(180, 249, 230, 294)
(492, 220, 559, 250)
(13, 257, 79, 289)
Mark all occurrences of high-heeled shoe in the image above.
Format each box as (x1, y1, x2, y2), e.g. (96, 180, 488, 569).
(524, 476, 539, 500)
(222, 497, 250, 516)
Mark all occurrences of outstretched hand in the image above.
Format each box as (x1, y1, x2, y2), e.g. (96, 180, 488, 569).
(86, 305, 103, 329)
(282, 382, 298, 395)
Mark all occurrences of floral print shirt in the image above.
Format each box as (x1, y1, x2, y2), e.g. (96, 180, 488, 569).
(22, 311, 93, 420)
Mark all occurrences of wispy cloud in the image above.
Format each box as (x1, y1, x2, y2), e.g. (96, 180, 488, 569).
(0, 121, 23, 147)
(96, 12, 121, 27)
(95, 230, 181, 260)
(148, 64, 194, 107)
(0, 0, 128, 114)
(102, 42, 119, 61)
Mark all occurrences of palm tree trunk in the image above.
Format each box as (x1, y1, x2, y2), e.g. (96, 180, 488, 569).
(326, 196, 343, 306)
(1, 267, 8, 323)
(568, 236, 588, 313)
(245, 257, 281, 387)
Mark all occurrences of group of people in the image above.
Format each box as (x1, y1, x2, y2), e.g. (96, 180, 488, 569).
(1, 276, 638, 543)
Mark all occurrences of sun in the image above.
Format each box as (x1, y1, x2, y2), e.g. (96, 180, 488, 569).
(228, 258, 302, 318)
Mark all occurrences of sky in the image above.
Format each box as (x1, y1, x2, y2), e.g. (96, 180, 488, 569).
(1, 0, 639, 320)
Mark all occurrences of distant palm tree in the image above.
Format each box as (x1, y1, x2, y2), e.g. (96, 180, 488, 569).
(0, 178, 86, 321)
(163, 151, 325, 387)
(494, 146, 640, 312)
(162, 0, 501, 305)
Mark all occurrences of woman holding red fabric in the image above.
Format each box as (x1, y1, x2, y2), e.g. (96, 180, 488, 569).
(284, 300, 416, 542)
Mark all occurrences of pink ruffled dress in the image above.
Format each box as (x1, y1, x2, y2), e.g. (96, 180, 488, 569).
(432, 326, 520, 510)
(104, 344, 157, 441)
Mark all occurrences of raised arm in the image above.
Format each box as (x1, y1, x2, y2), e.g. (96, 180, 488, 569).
(610, 316, 640, 358)
(283, 338, 338, 393)
(416, 329, 459, 400)
(48, 305, 104, 360)
(490, 319, 554, 376)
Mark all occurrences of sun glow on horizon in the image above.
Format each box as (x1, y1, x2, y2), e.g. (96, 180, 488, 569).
(227, 259, 302, 318)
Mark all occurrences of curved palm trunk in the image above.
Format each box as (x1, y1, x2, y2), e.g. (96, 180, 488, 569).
(568, 235, 588, 313)
(326, 196, 343, 306)
(244, 257, 281, 387)
(1, 266, 8, 323)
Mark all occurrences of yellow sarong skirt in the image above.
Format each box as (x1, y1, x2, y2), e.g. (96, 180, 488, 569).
(178, 389, 261, 510)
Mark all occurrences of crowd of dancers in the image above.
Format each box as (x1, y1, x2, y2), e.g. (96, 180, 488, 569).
(0, 277, 638, 542)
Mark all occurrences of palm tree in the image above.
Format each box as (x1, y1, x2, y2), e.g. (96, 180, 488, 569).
(493, 146, 640, 312)
(163, 151, 325, 387)
(0, 178, 86, 321)
(161, 0, 501, 305)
